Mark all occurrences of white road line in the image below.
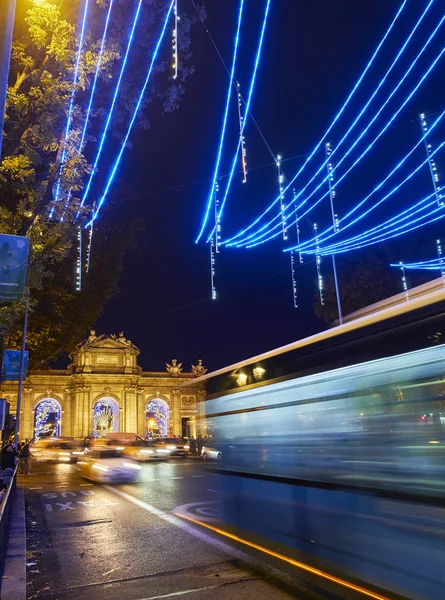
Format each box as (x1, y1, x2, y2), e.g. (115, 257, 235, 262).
(192, 475, 204, 478)
(137, 584, 223, 600)
(104, 486, 247, 560)
(171, 477, 183, 480)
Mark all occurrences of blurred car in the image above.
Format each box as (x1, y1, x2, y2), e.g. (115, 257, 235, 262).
(201, 445, 222, 461)
(30, 437, 83, 463)
(155, 438, 189, 456)
(120, 440, 171, 462)
(78, 448, 141, 483)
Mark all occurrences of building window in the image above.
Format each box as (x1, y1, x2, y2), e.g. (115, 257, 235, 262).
(34, 398, 62, 440)
(93, 397, 120, 437)
(146, 399, 169, 437)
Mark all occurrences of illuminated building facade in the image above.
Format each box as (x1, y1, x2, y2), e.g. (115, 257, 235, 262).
(2, 332, 206, 441)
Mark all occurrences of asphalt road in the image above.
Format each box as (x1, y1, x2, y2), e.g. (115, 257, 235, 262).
(21, 459, 333, 600)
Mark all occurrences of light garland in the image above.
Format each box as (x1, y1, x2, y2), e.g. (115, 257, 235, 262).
(50, 0, 90, 217)
(325, 142, 342, 323)
(93, 400, 118, 437)
(205, 0, 272, 245)
(232, 32, 445, 249)
(437, 239, 445, 282)
(195, 0, 245, 243)
(146, 400, 169, 437)
(87, 0, 175, 225)
(79, 0, 143, 215)
(34, 399, 61, 440)
(220, 0, 409, 245)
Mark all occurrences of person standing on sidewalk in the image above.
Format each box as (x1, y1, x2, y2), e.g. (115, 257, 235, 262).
(18, 442, 31, 474)
(1, 443, 17, 471)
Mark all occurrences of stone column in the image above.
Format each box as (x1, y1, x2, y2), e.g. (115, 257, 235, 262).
(72, 385, 90, 439)
(22, 388, 33, 439)
(171, 389, 181, 436)
(63, 388, 73, 437)
(124, 386, 138, 434)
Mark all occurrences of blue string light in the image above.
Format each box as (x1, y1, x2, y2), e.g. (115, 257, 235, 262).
(319, 193, 436, 253)
(314, 200, 444, 256)
(87, 0, 175, 225)
(50, 0, 90, 217)
(219, 0, 408, 245)
(63, 0, 115, 218)
(232, 23, 445, 248)
(195, 0, 245, 244)
(78, 0, 143, 216)
(205, 0, 272, 244)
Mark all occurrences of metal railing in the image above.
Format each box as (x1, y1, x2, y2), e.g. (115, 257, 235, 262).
(0, 466, 17, 574)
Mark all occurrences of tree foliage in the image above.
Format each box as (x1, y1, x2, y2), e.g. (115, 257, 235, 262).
(0, 0, 201, 365)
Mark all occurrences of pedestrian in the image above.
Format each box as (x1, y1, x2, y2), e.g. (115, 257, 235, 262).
(1, 443, 17, 471)
(197, 435, 204, 457)
(19, 442, 31, 474)
(189, 437, 196, 456)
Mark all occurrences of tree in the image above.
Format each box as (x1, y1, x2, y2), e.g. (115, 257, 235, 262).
(314, 248, 431, 324)
(0, 0, 200, 365)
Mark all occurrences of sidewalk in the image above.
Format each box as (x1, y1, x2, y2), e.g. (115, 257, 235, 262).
(1, 487, 26, 600)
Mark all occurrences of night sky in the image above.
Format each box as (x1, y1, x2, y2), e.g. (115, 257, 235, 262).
(93, 0, 445, 372)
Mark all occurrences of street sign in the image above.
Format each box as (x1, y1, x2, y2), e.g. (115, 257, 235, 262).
(0, 233, 30, 302)
(3, 349, 28, 380)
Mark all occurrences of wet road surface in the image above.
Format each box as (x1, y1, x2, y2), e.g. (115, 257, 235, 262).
(22, 459, 333, 600)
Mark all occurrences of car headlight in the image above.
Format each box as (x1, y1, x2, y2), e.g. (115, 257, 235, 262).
(58, 452, 71, 456)
(115, 446, 125, 450)
(139, 450, 154, 454)
(59, 457, 70, 462)
(123, 462, 141, 470)
(184, 445, 190, 450)
(167, 445, 177, 450)
(156, 449, 170, 454)
(93, 464, 109, 472)
(72, 451, 84, 455)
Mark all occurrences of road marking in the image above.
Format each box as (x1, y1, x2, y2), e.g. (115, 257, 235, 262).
(104, 486, 246, 559)
(192, 475, 204, 478)
(29, 487, 43, 490)
(171, 477, 183, 480)
(136, 584, 224, 600)
(206, 489, 219, 493)
(173, 501, 219, 523)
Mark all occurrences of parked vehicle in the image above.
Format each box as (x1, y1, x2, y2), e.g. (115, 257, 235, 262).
(30, 437, 83, 463)
(79, 448, 141, 483)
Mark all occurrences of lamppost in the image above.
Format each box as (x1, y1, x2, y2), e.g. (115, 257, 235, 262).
(0, 0, 16, 161)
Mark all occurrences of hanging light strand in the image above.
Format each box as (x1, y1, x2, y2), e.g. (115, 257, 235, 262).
(437, 239, 445, 283)
(314, 223, 324, 305)
(419, 112, 444, 207)
(76, 226, 82, 292)
(399, 261, 409, 300)
(276, 155, 288, 240)
(173, 0, 178, 79)
(325, 142, 343, 324)
(237, 81, 248, 183)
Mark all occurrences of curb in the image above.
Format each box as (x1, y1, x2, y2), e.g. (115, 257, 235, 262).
(1, 487, 26, 600)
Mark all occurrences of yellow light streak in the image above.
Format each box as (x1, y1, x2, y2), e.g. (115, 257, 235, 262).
(177, 513, 391, 600)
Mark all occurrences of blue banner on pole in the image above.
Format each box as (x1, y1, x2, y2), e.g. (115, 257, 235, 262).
(0, 234, 29, 302)
(3, 350, 28, 380)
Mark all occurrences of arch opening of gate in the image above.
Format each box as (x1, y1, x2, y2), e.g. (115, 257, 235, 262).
(34, 398, 62, 439)
(93, 397, 120, 437)
(145, 398, 169, 437)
